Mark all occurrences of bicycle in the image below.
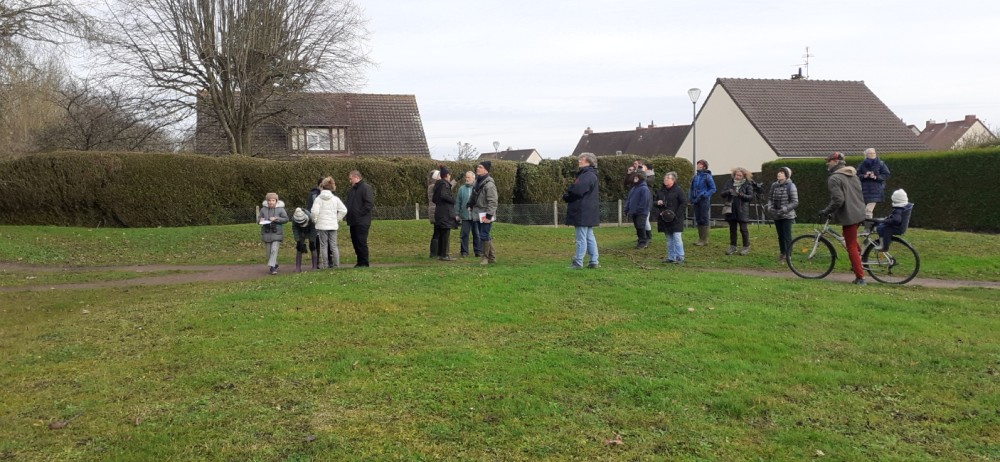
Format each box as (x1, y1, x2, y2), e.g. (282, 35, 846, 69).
(786, 218, 920, 284)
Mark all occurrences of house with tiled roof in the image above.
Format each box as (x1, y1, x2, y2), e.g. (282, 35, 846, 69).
(478, 148, 543, 165)
(196, 93, 430, 158)
(675, 78, 928, 172)
(916, 115, 996, 150)
(571, 123, 691, 158)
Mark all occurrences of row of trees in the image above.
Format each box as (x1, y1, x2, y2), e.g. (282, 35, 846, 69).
(0, 0, 372, 158)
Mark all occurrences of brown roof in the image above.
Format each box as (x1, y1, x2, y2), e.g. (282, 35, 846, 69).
(716, 78, 929, 157)
(571, 124, 691, 157)
(478, 149, 539, 162)
(917, 115, 986, 150)
(196, 92, 430, 158)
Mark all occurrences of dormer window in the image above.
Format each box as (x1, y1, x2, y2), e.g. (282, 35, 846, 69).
(290, 127, 346, 152)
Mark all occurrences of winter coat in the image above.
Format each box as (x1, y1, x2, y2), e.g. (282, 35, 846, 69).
(470, 175, 498, 220)
(821, 163, 866, 226)
(291, 219, 315, 244)
(258, 200, 288, 243)
(655, 183, 687, 233)
(311, 189, 347, 231)
(562, 165, 600, 227)
(306, 187, 321, 211)
(432, 179, 457, 228)
(856, 157, 891, 203)
(454, 183, 474, 220)
(689, 169, 716, 204)
(766, 179, 799, 220)
(345, 180, 375, 226)
(720, 179, 755, 223)
(880, 203, 913, 235)
(427, 182, 437, 224)
(624, 180, 650, 218)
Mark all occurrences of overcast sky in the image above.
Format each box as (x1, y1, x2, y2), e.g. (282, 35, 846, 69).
(360, 0, 1000, 160)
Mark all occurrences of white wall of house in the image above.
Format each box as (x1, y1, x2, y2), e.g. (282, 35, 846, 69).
(676, 85, 777, 173)
(954, 121, 996, 148)
(525, 151, 542, 165)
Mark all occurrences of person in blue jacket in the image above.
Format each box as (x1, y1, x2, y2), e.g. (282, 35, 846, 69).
(624, 172, 651, 249)
(877, 189, 913, 251)
(563, 152, 600, 269)
(689, 159, 716, 246)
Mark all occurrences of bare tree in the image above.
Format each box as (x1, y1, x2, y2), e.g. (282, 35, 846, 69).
(98, 0, 372, 156)
(456, 141, 479, 161)
(0, 0, 94, 59)
(0, 54, 64, 157)
(36, 79, 179, 152)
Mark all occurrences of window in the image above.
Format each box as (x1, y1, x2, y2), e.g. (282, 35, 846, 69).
(290, 127, 346, 152)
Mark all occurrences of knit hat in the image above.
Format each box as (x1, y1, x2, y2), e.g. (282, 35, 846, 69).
(438, 166, 450, 178)
(825, 152, 844, 162)
(891, 189, 909, 207)
(696, 159, 708, 169)
(479, 160, 492, 173)
(779, 167, 792, 178)
(292, 207, 310, 225)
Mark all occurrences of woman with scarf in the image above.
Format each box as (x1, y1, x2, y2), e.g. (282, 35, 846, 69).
(719, 167, 755, 256)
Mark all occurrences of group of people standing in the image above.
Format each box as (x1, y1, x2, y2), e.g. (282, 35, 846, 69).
(257, 170, 374, 274)
(426, 160, 499, 265)
(257, 149, 904, 286)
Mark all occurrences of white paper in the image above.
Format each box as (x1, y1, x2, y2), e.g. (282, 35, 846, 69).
(259, 219, 272, 225)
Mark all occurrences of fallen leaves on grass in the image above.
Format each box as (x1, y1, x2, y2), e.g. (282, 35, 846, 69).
(604, 433, 623, 446)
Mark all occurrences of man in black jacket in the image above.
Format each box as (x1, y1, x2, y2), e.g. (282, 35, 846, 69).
(345, 170, 374, 267)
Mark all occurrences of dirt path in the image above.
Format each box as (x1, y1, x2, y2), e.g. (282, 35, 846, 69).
(2, 262, 998, 292)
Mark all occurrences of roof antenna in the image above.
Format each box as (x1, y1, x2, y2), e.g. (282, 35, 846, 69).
(796, 46, 814, 79)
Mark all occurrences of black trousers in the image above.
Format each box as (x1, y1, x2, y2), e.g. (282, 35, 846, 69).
(774, 218, 794, 255)
(728, 220, 749, 247)
(433, 226, 452, 257)
(349, 224, 370, 266)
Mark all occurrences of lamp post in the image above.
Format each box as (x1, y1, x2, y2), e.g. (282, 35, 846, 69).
(687, 88, 701, 171)
(492, 140, 500, 154)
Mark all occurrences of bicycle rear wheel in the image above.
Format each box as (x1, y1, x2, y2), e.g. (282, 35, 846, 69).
(863, 237, 920, 284)
(787, 235, 836, 279)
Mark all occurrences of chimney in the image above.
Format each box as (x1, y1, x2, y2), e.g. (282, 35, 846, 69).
(925, 120, 936, 130)
(647, 120, 655, 129)
(637, 122, 643, 130)
(965, 115, 977, 124)
(583, 126, 593, 135)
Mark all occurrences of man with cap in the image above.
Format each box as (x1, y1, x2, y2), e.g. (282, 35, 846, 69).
(818, 152, 867, 285)
(469, 160, 498, 265)
(689, 159, 716, 246)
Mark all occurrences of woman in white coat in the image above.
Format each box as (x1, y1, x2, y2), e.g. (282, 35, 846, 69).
(310, 176, 348, 268)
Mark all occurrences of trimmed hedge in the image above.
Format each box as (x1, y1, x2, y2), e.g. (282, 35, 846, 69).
(0, 152, 692, 227)
(760, 147, 1000, 232)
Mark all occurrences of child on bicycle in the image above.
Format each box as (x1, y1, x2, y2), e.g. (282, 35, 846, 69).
(877, 189, 912, 251)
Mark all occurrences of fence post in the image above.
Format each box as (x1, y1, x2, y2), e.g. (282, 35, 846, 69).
(617, 200, 622, 226)
(553, 201, 558, 226)
(415, 203, 419, 220)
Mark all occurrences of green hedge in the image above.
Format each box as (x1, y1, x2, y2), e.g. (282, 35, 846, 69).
(0, 152, 693, 227)
(760, 147, 1000, 232)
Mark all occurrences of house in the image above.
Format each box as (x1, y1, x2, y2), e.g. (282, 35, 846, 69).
(675, 78, 928, 172)
(478, 148, 543, 165)
(916, 115, 996, 150)
(196, 92, 430, 158)
(571, 123, 691, 158)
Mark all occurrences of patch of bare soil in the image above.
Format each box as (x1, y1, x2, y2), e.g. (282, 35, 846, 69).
(1, 262, 997, 292)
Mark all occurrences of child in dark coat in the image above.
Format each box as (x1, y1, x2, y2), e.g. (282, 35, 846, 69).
(877, 189, 913, 251)
(291, 207, 316, 272)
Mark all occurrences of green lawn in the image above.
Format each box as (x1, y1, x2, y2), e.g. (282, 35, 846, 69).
(1, 222, 998, 461)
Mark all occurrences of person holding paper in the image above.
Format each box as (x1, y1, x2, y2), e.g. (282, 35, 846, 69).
(470, 160, 498, 265)
(562, 152, 600, 269)
(258, 192, 288, 275)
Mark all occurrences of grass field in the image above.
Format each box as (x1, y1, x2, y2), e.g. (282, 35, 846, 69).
(1, 222, 998, 461)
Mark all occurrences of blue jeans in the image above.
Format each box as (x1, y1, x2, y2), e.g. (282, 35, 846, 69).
(475, 221, 492, 242)
(693, 199, 711, 226)
(460, 219, 482, 255)
(573, 226, 598, 266)
(665, 231, 684, 261)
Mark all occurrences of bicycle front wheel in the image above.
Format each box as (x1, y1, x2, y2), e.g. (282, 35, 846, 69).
(787, 234, 836, 279)
(863, 237, 920, 284)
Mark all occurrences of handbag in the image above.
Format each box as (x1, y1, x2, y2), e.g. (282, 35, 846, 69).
(659, 209, 676, 223)
(721, 202, 733, 216)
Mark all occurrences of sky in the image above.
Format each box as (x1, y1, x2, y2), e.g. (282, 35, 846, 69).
(359, 0, 1000, 160)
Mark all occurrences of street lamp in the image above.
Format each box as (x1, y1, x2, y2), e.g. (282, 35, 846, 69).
(492, 140, 500, 154)
(687, 88, 702, 171)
